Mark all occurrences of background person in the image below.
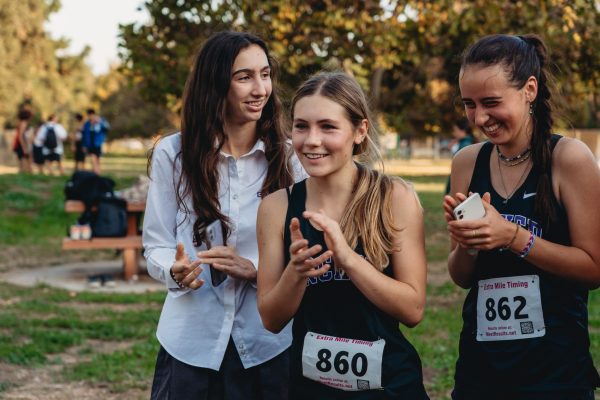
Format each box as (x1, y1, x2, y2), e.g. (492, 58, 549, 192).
(82, 108, 110, 174)
(143, 31, 305, 400)
(443, 34, 600, 399)
(72, 113, 86, 171)
(257, 72, 429, 399)
(12, 109, 34, 173)
(445, 117, 476, 194)
(35, 114, 67, 175)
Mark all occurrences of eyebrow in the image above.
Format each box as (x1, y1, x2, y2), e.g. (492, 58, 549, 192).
(293, 118, 340, 124)
(461, 96, 502, 102)
(232, 66, 271, 76)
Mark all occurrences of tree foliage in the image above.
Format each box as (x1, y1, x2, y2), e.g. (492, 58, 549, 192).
(119, 0, 600, 135)
(0, 0, 96, 130)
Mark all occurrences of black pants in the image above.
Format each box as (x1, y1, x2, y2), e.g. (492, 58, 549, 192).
(150, 338, 289, 400)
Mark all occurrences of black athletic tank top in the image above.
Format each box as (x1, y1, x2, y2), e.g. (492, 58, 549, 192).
(453, 135, 600, 399)
(283, 179, 429, 399)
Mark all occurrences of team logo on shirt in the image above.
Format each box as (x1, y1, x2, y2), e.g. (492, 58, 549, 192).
(501, 213, 542, 238)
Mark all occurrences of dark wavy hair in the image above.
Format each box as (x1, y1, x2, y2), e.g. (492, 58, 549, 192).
(174, 31, 293, 244)
(462, 34, 556, 224)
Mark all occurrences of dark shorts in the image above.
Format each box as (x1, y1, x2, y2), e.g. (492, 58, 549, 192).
(13, 143, 28, 160)
(45, 153, 61, 162)
(32, 146, 45, 165)
(87, 146, 102, 157)
(150, 338, 290, 400)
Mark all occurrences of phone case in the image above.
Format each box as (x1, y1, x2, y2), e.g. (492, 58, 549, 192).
(453, 193, 486, 221)
(205, 220, 227, 287)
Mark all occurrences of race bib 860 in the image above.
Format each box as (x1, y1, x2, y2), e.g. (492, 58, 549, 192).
(302, 332, 385, 391)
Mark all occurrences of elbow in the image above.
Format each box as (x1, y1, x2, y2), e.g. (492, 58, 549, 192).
(261, 316, 285, 334)
(402, 304, 425, 328)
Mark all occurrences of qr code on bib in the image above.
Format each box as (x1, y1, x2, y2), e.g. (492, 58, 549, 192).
(357, 379, 370, 390)
(520, 321, 534, 334)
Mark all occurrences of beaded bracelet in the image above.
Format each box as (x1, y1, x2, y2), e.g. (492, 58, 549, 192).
(499, 223, 520, 252)
(519, 232, 536, 258)
(169, 268, 184, 288)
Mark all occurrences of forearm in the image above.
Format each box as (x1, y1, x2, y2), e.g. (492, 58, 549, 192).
(507, 230, 600, 288)
(343, 254, 425, 327)
(259, 265, 307, 333)
(447, 244, 478, 289)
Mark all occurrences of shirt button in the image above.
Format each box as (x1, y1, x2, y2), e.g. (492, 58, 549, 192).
(233, 194, 238, 200)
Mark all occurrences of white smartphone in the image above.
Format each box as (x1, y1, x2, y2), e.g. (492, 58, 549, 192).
(453, 192, 486, 221)
(205, 220, 226, 286)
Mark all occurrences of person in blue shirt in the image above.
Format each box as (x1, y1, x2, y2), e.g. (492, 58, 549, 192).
(81, 108, 110, 174)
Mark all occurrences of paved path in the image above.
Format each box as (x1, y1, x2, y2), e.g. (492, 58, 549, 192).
(0, 260, 164, 293)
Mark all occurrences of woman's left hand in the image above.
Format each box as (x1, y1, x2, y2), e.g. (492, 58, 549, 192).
(302, 210, 355, 270)
(197, 246, 257, 281)
(446, 192, 515, 251)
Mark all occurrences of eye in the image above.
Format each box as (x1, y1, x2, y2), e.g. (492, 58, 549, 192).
(462, 101, 475, 109)
(482, 100, 499, 107)
(293, 122, 308, 130)
(322, 124, 336, 130)
(261, 71, 271, 79)
(237, 75, 250, 81)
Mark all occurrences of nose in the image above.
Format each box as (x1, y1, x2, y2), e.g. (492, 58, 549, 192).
(472, 106, 489, 127)
(251, 77, 267, 97)
(305, 126, 322, 147)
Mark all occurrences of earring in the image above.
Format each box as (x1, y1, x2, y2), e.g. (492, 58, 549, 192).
(528, 102, 534, 115)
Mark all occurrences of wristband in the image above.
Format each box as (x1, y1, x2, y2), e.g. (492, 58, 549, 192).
(169, 268, 184, 288)
(500, 223, 520, 252)
(519, 232, 535, 259)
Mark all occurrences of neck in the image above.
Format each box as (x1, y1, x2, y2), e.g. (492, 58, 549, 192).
(497, 121, 533, 158)
(306, 162, 358, 221)
(222, 121, 258, 158)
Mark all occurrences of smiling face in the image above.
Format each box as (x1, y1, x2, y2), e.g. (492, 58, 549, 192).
(459, 64, 537, 149)
(292, 94, 366, 178)
(225, 44, 272, 126)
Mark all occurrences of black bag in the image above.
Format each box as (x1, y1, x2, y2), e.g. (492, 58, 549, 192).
(44, 125, 58, 150)
(65, 171, 115, 207)
(91, 197, 127, 237)
(65, 171, 117, 225)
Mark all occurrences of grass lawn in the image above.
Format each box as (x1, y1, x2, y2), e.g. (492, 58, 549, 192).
(0, 160, 598, 399)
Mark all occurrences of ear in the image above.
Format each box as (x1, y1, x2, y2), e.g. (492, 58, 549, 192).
(524, 75, 538, 103)
(354, 119, 369, 145)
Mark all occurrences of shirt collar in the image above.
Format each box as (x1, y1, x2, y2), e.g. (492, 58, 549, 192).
(219, 138, 266, 159)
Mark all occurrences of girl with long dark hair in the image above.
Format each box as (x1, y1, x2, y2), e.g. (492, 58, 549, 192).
(143, 31, 304, 400)
(444, 34, 600, 399)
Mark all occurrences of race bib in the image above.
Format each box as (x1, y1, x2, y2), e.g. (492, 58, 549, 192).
(476, 275, 545, 341)
(302, 332, 385, 391)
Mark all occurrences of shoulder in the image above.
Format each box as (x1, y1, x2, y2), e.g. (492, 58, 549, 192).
(552, 136, 597, 171)
(288, 147, 308, 182)
(453, 141, 485, 168)
(258, 188, 289, 230)
(153, 132, 182, 160)
(390, 177, 421, 213)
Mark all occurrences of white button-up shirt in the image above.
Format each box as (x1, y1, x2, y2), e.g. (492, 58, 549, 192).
(143, 133, 305, 370)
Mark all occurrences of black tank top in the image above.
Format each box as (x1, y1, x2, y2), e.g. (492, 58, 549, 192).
(284, 179, 429, 399)
(454, 136, 600, 399)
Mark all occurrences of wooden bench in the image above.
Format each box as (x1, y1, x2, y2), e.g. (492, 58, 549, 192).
(62, 200, 145, 280)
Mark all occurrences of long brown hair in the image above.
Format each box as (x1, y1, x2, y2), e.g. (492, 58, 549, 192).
(291, 72, 416, 271)
(153, 31, 293, 244)
(462, 34, 556, 224)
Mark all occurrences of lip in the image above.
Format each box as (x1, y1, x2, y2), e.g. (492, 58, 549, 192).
(245, 99, 265, 112)
(303, 153, 329, 161)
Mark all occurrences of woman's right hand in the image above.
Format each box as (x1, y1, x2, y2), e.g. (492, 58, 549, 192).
(170, 243, 204, 289)
(287, 218, 333, 280)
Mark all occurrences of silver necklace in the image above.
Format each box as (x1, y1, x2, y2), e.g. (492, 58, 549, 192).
(496, 145, 531, 167)
(497, 153, 531, 204)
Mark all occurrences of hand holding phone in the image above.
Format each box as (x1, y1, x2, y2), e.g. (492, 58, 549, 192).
(453, 192, 486, 221)
(204, 220, 227, 287)
(452, 193, 485, 256)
